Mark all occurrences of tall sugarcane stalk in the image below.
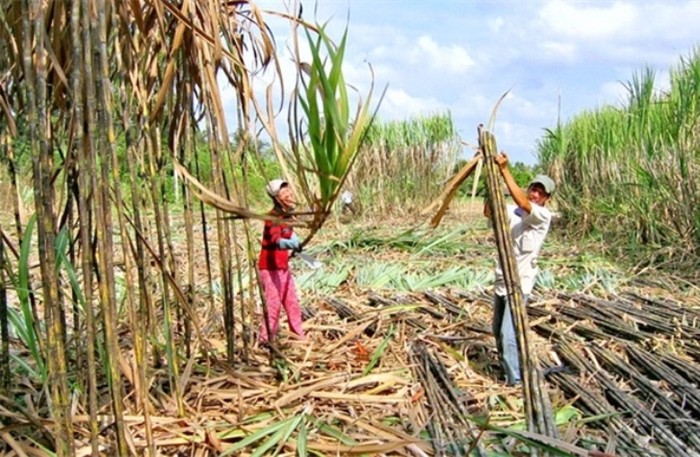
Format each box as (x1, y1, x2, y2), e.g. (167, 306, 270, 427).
(193, 128, 215, 312)
(122, 116, 160, 438)
(145, 127, 184, 415)
(180, 92, 195, 360)
(17, 0, 43, 362)
(230, 214, 249, 360)
(2, 132, 24, 240)
(124, 119, 155, 352)
(24, 0, 74, 453)
(70, 0, 101, 452)
(206, 130, 237, 364)
(0, 233, 7, 392)
(1, 117, 22, 392)
(91, 0, 129, 453)
(479, 126, 557, 451)
(114, 21, 155, 456)
(0, 102, 13, 394)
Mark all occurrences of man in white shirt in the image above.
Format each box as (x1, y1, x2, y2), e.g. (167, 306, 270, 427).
(484, 153, 555, 385)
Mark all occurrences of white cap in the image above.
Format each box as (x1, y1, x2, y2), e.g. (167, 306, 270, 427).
(265, 179, 288, 198)
(529, 175, 555, 195)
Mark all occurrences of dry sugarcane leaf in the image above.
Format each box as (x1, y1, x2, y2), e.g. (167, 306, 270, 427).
(422, 154, 480, 228)
(309, 390, 408, 403)
(173, 160, 262, 220)
(43, 27, 69, 100)
(157, 0, 244, 67)
(274, 375, 349, 408)
(151, 59, 177, 123)
(333, 412, 430, 449)
(206, 428, 224, 453)
(128, 0, 146, 33)
(342, 372, 410, 390)
(207, 0, 223, 65)
(0, 429, 30, 457)
(0, 84, 17, 136)
(120, 206, 210, 352)
(304, 439, 418, 454)
(179, 339, 199, 394)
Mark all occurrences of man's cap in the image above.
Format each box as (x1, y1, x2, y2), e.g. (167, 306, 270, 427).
(265, 179, 288, 198)
(529, 175, 555, 195)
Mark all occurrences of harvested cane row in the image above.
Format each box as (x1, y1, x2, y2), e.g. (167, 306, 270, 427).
(524, 292, 700, 457)
(316, 288, 700, 456)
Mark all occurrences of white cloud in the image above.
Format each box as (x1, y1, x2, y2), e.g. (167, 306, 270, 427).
(488, 17, 504, 33)
(629, 2, 700, 42)
(496, 121, 540, 160)
(654, 69, 671, 96)
(380, 88, 446, 120)
(538, 0, 638, 41)
(504, 92, 550, 121)
(597, 80, 629, 107)
(538, 41, 577, 61)
(409, 35, 475, 74)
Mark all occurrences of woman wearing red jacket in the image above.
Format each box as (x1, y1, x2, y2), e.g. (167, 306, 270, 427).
(258, 179, 305, 343)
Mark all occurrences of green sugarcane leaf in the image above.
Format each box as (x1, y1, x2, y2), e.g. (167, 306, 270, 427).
(297, 418, 308, 457)
(220, 416, 295, 456)
(6, 307, 30, 347)
(272, 413, 305, 456)
(363, 324, 395, 375)
(250, 427, 287, 457)
(315, 420, 357, 446)
(17, 214, 43, 375)
(55, 228, 87, 309)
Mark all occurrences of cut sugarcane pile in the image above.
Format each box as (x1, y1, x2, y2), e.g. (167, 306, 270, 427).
(50, 287, 696, 456)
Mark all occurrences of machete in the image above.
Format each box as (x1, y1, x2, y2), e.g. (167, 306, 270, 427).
(294, 250, 323, 269)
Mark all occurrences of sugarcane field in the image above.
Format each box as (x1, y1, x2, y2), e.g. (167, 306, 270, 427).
(1, 1, 700, 456)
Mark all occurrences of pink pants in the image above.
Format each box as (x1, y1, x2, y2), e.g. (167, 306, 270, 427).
(259, 269, 304, 343)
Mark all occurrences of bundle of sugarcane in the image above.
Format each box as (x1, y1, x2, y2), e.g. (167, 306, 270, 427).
(479, 126, 558, 446)
(552, 297, 654, 342)
(527, 304, 615, 342)
(548, 371, 660, 457)
(366, 293, 428, 331)
(529, 293, 645, 343)
(409, 341, 487, 457)
(323, 296, 377, 336)
(561, 292, 700, 340)
(301, 305, 317, 321)
(590, 344, 700, 452)
(544, 293, 700, 356)
(626, 345, 700, 416)
(526, 317, 665, 455)
(556, 341, 694, 456)
(623, 292, 700, 324)
(528, 302, 700, 455)
(423, 291, 491, 334)
(424, 290, 464, 316)
(653, 350, 700, 389)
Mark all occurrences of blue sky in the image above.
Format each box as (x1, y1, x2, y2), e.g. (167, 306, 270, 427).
(235, 1, 700, 164)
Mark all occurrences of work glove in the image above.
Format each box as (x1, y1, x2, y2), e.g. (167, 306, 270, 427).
(278, 233, 301, 251)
